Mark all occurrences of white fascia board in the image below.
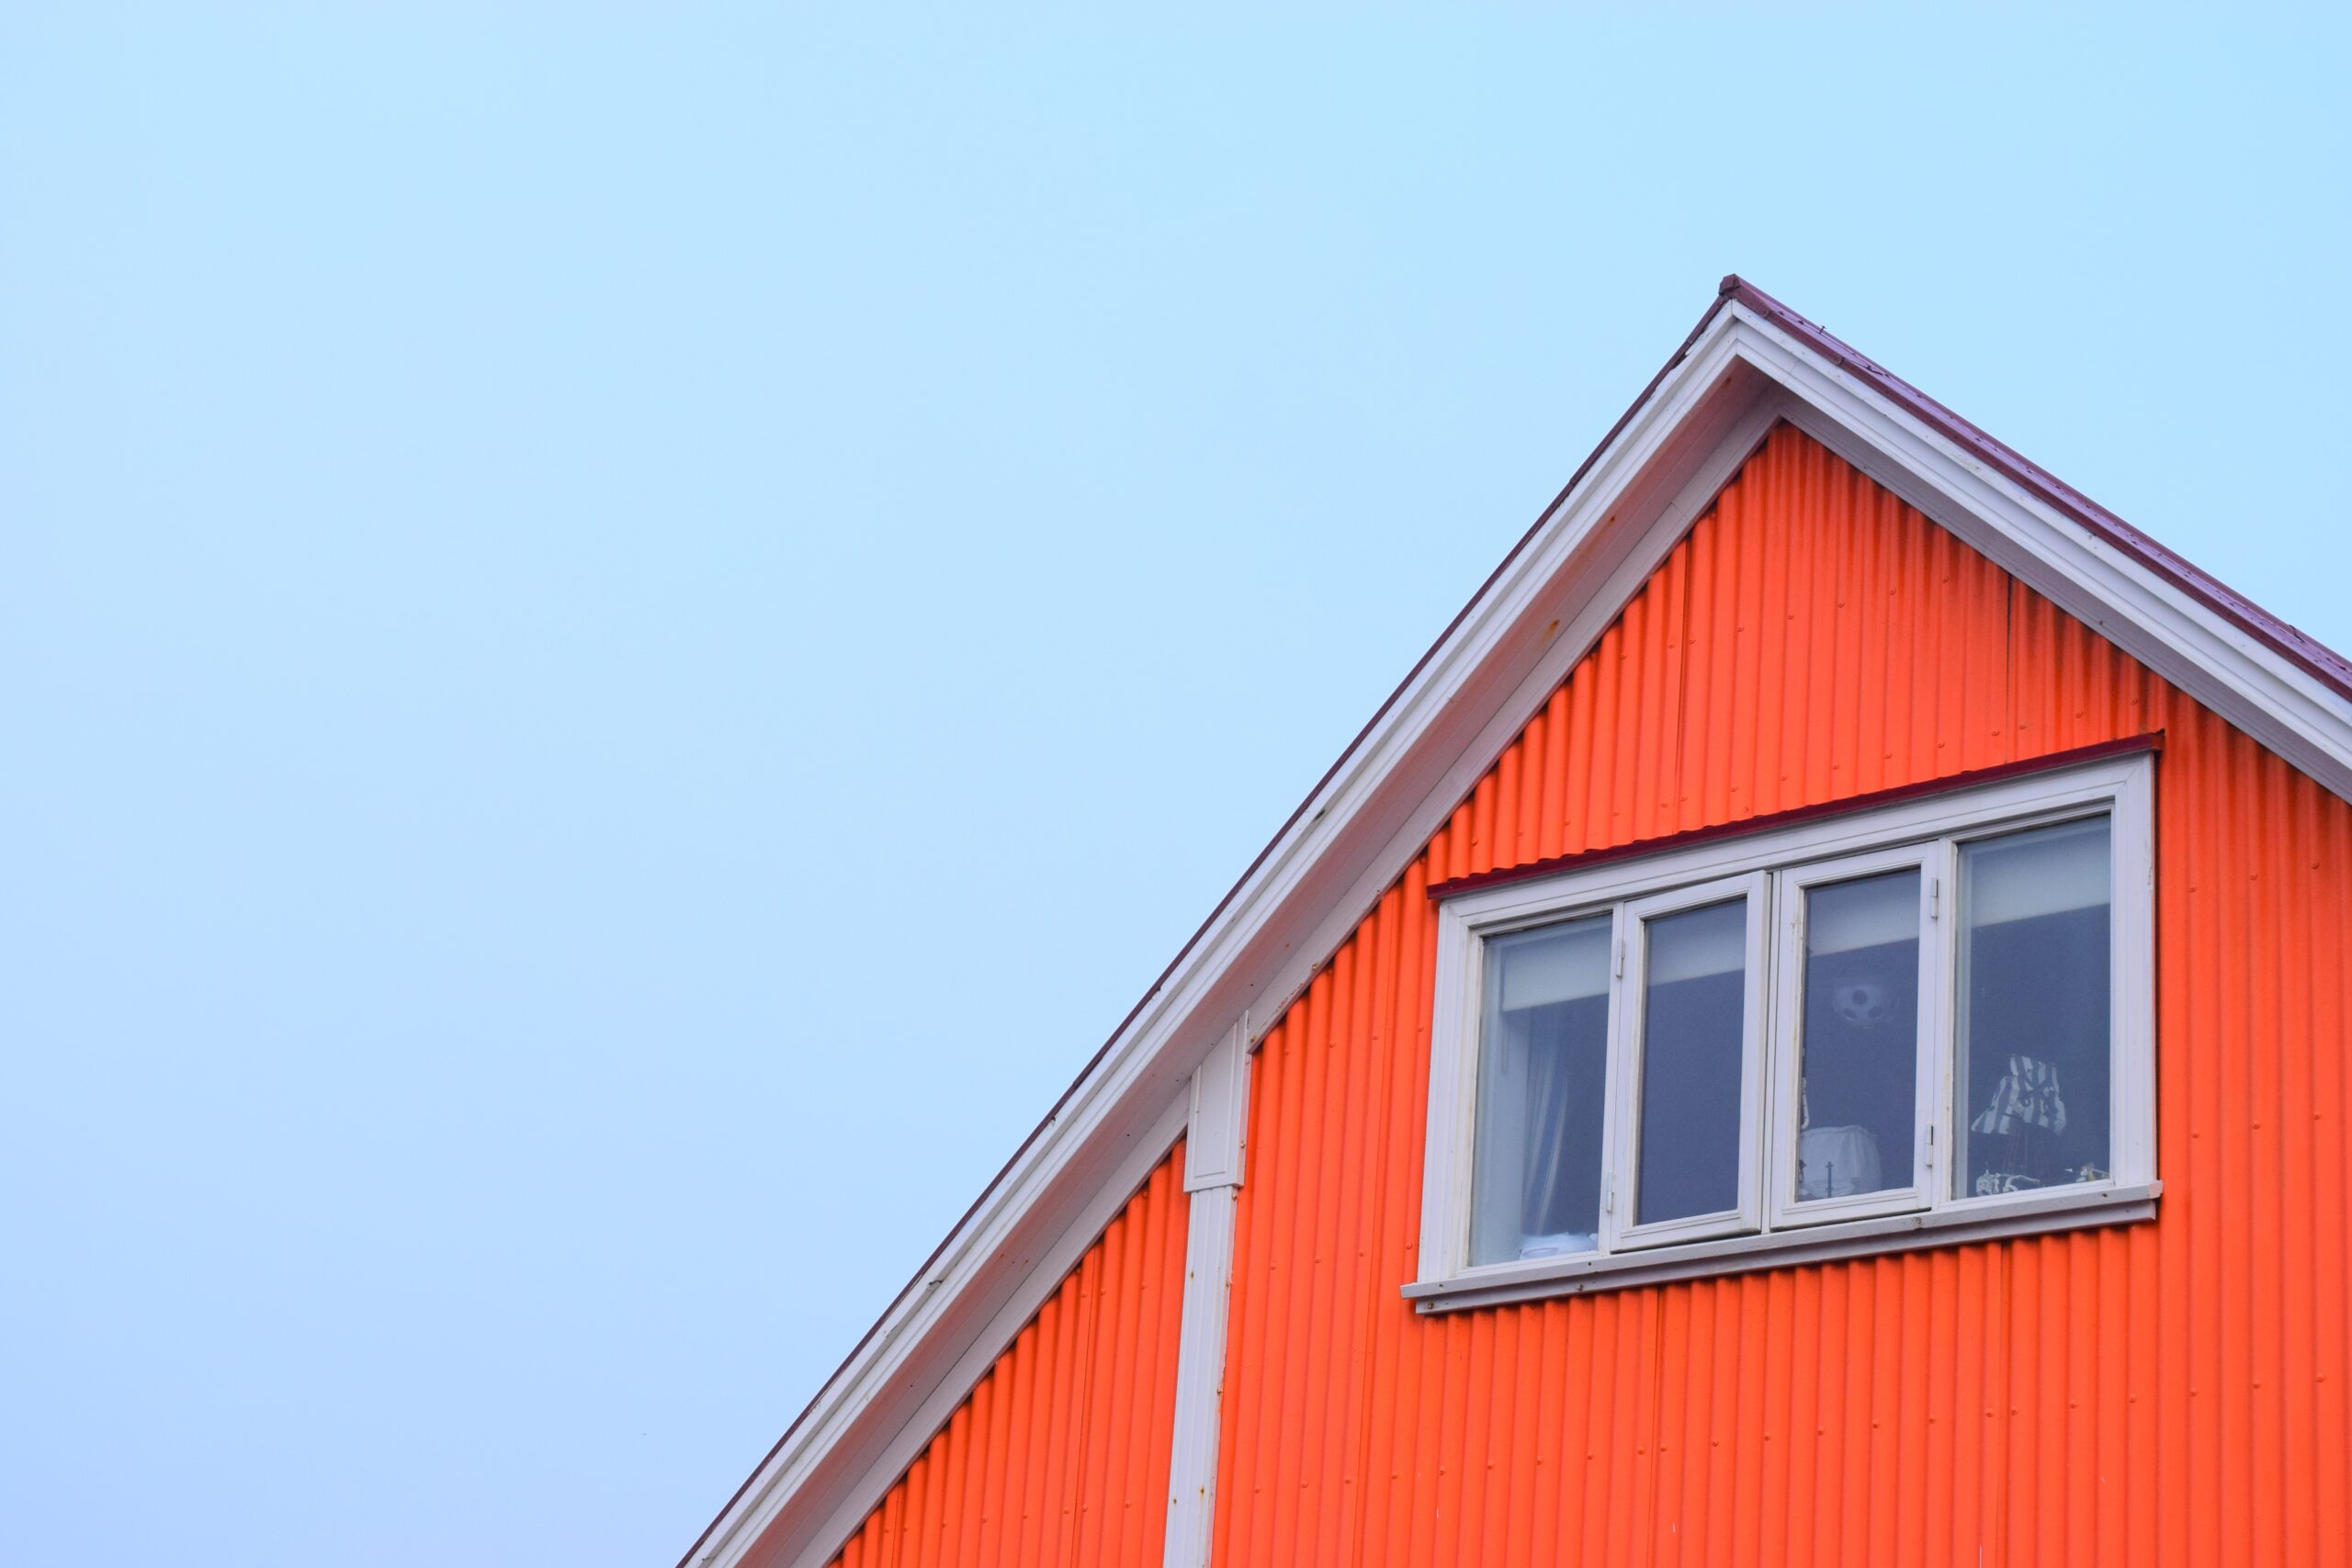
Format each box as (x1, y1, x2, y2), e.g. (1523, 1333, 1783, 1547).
(1718, 304, 2352, 803)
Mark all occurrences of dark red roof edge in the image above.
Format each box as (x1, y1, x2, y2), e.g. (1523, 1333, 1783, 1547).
(678, 279, 2343, 1568)
(1425, 732, 2165, 902)
(1717, 275, 2352, 699)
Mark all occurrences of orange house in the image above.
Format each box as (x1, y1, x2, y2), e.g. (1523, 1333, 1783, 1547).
(681, 280, 2352, 1567)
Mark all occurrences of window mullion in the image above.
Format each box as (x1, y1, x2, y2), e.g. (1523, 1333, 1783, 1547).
(1925, 838, 1961, 1211)
(1599, 903, 1632, 1256)
(1611, 873, 1768, 1249)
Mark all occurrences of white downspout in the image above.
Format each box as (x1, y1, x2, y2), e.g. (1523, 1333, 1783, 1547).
(1162, 1019, 1250, 1568)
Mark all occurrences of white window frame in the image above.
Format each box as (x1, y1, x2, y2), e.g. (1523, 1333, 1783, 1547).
(1766, 842, 1945, 1229)
(1409, 748, 2156, 1314)
(1610, 873, 1769, 1249)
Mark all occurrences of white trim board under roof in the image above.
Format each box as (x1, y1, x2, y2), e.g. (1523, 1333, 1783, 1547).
(678, 278, 2352, 1568)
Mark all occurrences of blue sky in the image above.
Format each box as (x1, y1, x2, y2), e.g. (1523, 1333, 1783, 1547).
(4, 7, 2346, 1565)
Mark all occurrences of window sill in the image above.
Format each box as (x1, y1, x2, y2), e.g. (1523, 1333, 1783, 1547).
(1402, 1180, 2160, 1314)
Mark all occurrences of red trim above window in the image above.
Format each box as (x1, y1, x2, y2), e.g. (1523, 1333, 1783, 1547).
(1425, 732, 2165, 902)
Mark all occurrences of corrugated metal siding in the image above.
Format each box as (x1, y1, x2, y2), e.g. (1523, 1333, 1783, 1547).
(828, 1142, 1189, 1568)
(1211, 424, 2352, 1566)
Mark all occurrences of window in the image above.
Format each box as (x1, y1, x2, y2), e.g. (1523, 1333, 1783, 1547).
(1409, 746, 2155, 1312)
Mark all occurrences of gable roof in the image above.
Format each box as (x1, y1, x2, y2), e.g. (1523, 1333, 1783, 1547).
(681, 278, 2352, 1568)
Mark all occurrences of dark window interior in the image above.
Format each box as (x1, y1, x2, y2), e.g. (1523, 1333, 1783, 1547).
(1636, 967, 1745, 1224)
(1798, 936, 1920, 1194)
(1960, 904, 2111, 1192)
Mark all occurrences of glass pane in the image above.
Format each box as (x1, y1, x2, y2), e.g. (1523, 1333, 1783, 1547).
(1793, 869, 1919, 1202)
(1634, 897, 1747, 1226)
(1956, 817, 2111, 1199)
(1467, 915, 1611, 1265)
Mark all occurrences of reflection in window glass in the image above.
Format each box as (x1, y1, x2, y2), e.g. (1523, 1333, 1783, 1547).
(1467, 916, 1611, 1265)
(1794, 870, 1919, 1202)
(1635, 898, 1747, 1226)
(1956, 817, 2111, 1199)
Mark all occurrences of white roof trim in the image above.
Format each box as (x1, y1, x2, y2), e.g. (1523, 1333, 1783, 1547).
(684, 295, 2352, 1568)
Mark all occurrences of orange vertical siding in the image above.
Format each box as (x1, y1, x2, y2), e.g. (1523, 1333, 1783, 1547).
(1211, 424, 2352, 1566)
(827, 1142, 1189, 1568)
